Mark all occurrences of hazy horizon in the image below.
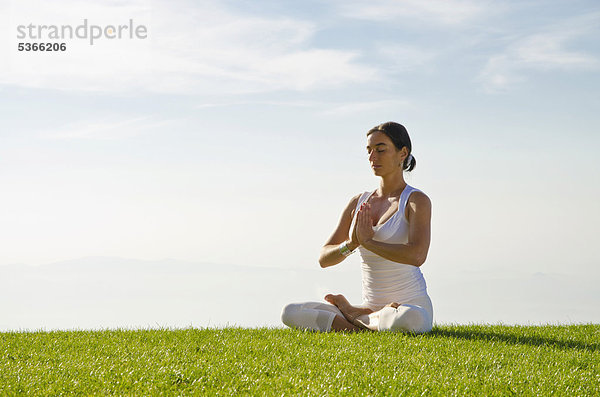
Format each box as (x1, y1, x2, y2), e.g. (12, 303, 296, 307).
(2, 255, 598, 331)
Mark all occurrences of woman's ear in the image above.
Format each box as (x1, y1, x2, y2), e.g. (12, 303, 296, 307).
(399, 146, 408, 162)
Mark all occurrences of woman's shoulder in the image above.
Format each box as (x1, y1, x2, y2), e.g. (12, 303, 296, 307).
(347, 192, 364, 209)
(407, 187, 432, 208)
(344, 191, 370, 218)
(349, 190, 372, 203)
(404, 187, 431, 221)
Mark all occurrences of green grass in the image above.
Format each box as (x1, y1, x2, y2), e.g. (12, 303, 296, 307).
(1, 324, 599, 395)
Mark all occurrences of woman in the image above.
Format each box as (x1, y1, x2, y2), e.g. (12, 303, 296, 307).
(281, 122, 433, 333)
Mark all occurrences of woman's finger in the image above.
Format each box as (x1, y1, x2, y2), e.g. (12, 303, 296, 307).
(358, 208, 366, 228)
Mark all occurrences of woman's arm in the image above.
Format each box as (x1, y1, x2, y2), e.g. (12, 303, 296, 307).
(319, 194, 361, 268)
(359, 192, 431, 267)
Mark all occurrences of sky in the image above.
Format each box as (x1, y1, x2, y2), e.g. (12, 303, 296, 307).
(1, 0, 599, 330)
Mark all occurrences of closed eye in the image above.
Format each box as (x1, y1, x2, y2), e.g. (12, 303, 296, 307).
(366, 143, 388, 154)
(367, 149, 386, 154)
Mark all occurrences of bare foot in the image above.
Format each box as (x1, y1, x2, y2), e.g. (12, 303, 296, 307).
(324, 294, 373, 329)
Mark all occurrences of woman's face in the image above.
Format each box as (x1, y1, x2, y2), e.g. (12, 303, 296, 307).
(366, 131, 407, 176)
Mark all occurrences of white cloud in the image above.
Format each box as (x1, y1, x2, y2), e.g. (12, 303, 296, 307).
(0, 0, 378, 94)
(36, 116, 175, 140)
(480, 14, 600, 92)
(194, 98, 412, 116)
(336, 0, 490, 26)
(195, 100, 316, 109)
(319, 99, 412, 116)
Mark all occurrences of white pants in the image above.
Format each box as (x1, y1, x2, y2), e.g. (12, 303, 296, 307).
(281, 295, 433, 334)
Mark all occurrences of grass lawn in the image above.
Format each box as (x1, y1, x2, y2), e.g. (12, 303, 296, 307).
(1, 324, 598, 395)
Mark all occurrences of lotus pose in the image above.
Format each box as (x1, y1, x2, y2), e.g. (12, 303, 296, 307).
(281, 122, 433, 333)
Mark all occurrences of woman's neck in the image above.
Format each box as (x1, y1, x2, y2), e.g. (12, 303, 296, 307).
(378, 173, 406, 197)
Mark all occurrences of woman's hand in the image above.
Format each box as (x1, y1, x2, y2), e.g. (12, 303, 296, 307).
(349, 218, 360, 250)
(356, 202, 375, 244)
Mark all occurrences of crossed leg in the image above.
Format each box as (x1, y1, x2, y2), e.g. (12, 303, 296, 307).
(324, 294, 401, 332)
(281, 294, 426, 333)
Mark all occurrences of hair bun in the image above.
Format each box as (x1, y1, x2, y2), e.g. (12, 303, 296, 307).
(405, 153, 416, 171)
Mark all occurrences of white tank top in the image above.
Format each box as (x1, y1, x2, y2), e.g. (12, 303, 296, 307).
(350, 184, 429, 310)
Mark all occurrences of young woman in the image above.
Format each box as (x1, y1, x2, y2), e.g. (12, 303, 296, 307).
(281, 122, 433, 333)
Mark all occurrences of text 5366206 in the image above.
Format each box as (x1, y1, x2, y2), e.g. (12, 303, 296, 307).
(18, 42, 67, 51)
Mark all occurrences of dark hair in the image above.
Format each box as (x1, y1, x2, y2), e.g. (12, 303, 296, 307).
(367, 121, 416, 171)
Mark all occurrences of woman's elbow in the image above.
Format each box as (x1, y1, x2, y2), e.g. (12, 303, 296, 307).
(318, 248, 338, 268)
(318, 250, 329, 268)
(319, 256, 333, 268)
(412, 251, 428, 267)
